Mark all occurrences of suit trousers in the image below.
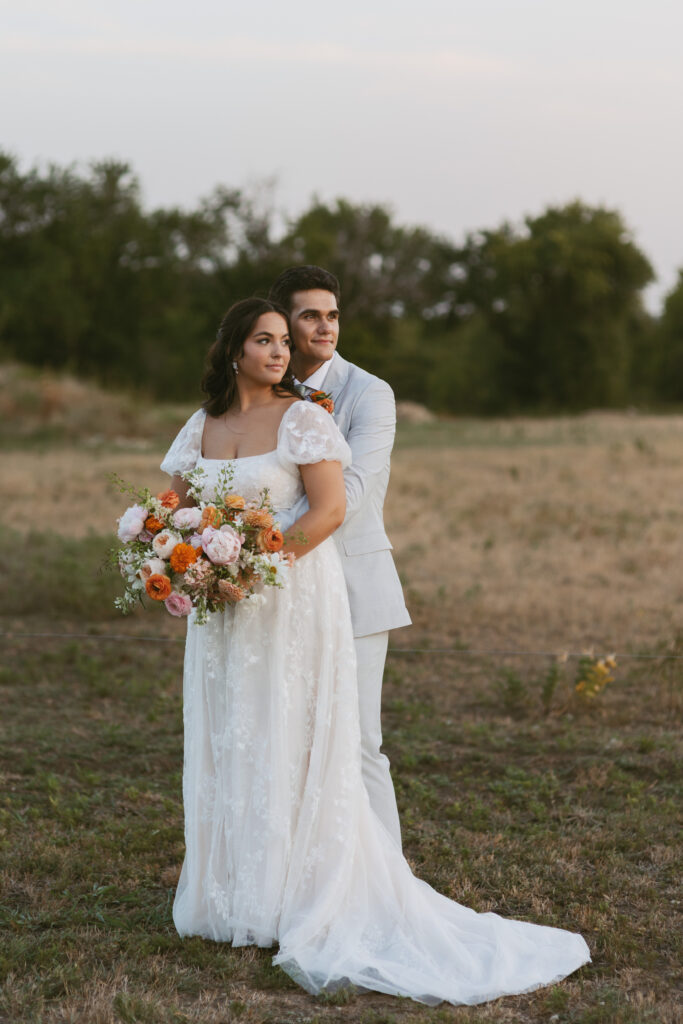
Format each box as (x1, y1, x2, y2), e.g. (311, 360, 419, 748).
(355, 631, 402, 849)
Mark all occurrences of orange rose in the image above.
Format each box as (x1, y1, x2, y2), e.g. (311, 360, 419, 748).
(243, 507, 274, 529)
(157, 489, 180, 510)
(200, 505, 223, 531)
(144, 514, 164, 534)
(224, 494, 246, 512)
(217, 579, 246, 603)
(169, 542, 199, 573)
(145, 573, 172, 601)
(309, 390, 335, 414)
(256, 527, 284, 553)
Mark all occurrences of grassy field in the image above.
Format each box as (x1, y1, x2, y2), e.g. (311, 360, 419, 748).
(0, 369, 681, 1023)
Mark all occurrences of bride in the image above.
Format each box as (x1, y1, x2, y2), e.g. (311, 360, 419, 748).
(161, 296, 590, 1005)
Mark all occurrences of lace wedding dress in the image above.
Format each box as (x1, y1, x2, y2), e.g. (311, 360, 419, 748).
(161, 401, 590, 1006)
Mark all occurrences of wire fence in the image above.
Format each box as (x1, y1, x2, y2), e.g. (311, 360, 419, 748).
(1, 631, 682, 661)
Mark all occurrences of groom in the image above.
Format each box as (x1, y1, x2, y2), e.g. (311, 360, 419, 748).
(269, 266, 411, 848)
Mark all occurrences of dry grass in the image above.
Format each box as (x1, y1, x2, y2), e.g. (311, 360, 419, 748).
(0, 362, 189, 449)
(389, 412, 683, 656)
(5, 404, 683, 656)
(0, 377, 681, 1023)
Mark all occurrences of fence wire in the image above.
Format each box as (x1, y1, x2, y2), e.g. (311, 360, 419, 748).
(1, 631, 682, 661)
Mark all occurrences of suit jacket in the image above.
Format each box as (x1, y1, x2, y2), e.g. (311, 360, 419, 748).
(286, 353, 412, 638)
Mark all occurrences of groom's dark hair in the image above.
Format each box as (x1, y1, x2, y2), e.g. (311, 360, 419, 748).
(268, 265, 341, 312)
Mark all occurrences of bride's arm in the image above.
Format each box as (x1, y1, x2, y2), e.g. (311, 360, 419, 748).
(283, 460, 346, 559)
(169, 474, 196, 509)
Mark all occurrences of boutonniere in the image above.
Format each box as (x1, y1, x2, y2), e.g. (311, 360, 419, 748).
(308, 390, 334, 414)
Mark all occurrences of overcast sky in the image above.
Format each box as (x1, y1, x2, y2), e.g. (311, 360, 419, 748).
(2, 0, 681, 309)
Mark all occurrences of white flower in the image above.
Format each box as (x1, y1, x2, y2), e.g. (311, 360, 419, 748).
(117, 548, 139, 578)
(138, 557, 166, 581)
(117, 504, 146, 542)
(265, 551, 289, 586)
(152, 530, 181, 559)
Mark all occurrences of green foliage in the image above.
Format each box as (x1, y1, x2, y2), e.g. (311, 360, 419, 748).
(0, 153, 252, 400)
(451, 202, 655, 411)
(1, 623, 679, 1021)
(0, 529, 119, 618)
(427, 314, 509, 414)
(654, 270, 683, 401)
(0, 151, 672, 412)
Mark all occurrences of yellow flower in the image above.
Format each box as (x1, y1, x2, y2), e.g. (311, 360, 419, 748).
(224, 494, 246, 512)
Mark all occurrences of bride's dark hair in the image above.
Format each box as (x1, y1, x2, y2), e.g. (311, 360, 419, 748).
(201, 297, 300, 416)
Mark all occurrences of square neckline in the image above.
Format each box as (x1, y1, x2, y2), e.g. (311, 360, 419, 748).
(199, 399, 302, 462)
(198, 450, 277, 463)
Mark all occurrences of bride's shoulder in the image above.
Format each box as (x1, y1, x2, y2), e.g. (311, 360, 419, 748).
(279, 398, 330, 429)
(171, 406, 206, 436)
(276, 396, 305, 430)
(279, 395, 302, 413)
(160, 408, 206, 475)
(277, 400, 350, 467)
(173, 407, 206, 428)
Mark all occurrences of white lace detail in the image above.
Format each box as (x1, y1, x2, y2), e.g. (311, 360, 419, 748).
(172, 447, 590, 1005)
(160, 408, 206, 476)
(194, 450, 302, 515)
(160, 402, 350, 480)
(277, 401, 351, 470)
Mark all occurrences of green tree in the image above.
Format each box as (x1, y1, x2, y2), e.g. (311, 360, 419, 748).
(0, 153, 260, 398)
(451, 202, 655, 411)
(0, 154, 663, 411)
(654, 271, 683, 402)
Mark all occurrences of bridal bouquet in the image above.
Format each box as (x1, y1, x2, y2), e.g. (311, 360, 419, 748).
(113, 465, 292, 624)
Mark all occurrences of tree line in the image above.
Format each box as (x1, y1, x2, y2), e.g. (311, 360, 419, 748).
(1, 150, 682, 413)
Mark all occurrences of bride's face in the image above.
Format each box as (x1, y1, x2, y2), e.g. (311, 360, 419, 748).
(236, 313, 291, 386)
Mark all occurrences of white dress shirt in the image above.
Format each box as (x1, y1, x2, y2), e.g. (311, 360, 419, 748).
(295, 352, 337, 391)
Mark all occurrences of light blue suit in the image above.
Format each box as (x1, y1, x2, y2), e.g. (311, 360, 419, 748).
(284, 353, 411, 638)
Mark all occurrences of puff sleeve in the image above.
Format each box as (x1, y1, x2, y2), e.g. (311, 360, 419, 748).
(160, 408, 206, 476)
(277, 401, 351, 471)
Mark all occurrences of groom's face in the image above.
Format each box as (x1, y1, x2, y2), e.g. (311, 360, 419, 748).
(289, 289, 340, 367)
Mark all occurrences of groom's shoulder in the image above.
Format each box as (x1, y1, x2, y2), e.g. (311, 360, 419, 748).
(340, 356, 394, 399)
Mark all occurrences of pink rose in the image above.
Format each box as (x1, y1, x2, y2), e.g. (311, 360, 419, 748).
(152, 529, 181, 559)
(117, 504, 146, 542)
(188, 532, 203, 548)
(172, 507, 203, 531)
(164, 592, 193, 617)
(138, 529, 153, 543)
(201, 524, 242, 565)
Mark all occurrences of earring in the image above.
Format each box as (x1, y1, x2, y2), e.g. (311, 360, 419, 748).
(232, 361, 239, 374)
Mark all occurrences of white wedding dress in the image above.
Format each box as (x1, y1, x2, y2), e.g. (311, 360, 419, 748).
(162, 401, 590, 1006)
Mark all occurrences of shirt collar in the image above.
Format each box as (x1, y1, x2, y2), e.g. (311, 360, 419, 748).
(295, 351, 337, 391)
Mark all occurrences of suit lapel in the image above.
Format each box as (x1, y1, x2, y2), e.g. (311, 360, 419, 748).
(323, 353, 351, 406)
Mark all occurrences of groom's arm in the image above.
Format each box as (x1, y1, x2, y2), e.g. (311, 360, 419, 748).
(343, 379, 396, 522)
(276, 378, 396, 531)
